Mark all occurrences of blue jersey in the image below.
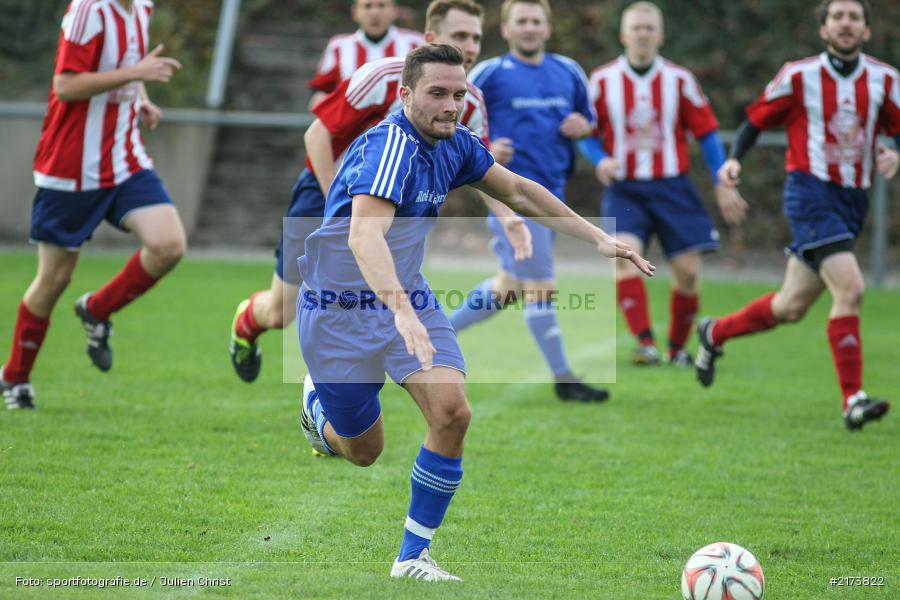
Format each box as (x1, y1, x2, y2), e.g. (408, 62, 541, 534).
(299, 110, 495, 292)
(469, 52, 594, 197)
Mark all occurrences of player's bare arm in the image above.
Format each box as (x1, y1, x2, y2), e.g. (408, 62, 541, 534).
(138, 83, 163, 130)
(595, 157, 621, 186)
(875, 144, 899, 179)
(54, 44, 181, 102)
(473, 163, 655, 276)
(558, 112, 592, 140)
(348, 194, 435, 369)
(489, 137, 515, 165)
(713, 184, 748, 226)
(304, 119, 339, 194)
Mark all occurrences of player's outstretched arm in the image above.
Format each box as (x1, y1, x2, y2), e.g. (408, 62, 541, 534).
(54, 44, 181, 102)
(305, 119, 338, 194)
(473, 164, 655, 276)
(348, 195, 434, 369)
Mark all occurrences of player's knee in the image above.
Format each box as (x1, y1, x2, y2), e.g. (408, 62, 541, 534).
(435, 401, 471, 438)
(144, 235, 186, 268)
(345, 443, 383, 467)
(37, 265, 75, 297)
(780, 300, 810, 323)
(835, 281, 865, 312)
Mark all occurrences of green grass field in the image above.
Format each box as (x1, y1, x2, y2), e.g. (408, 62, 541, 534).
(1, 251, 898, 599)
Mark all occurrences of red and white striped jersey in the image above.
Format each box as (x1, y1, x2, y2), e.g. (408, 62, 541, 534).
(588, 56, 719, 180)
(307, 56, 489, 173)
(307, 26, 425, 95)
(33, 0, 155, 192)
(747, 53, 900, 189)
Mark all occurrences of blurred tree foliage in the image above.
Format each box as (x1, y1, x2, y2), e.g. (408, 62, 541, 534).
(0, 0, 896, 251)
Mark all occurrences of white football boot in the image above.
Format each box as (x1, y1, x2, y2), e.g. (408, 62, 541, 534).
(390, 548, 461, 581)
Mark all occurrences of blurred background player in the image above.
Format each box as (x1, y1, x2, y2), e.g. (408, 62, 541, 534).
(449, 0, 609, 402)
(578, 1, 747, 367)
(229, 0, 530, 383)
(307, 0, 424, 110)
(295, 44, 653, 580)
(696, 0, 899, 430)
(1, 0, 185, 410)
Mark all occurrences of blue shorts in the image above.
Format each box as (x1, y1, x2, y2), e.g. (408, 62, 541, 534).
(297, 285, 465, 438)
(30, 169, 172, 249)
(783, 171, 867, 271)
(487, 214, 557, 281)
(276, 168, 325, 285)
(602, 174, 719, 258)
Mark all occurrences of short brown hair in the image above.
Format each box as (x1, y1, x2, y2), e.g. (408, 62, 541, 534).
(426, 0, 484, 33)
(500, 0, 551, 23)
(815, 0, 870, 25)
(402, 44, 465, 89)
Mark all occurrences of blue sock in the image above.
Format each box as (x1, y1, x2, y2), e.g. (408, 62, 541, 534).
(449, 279, 502, 332)
(524, 301, 570, 377)
(398, 446, 463, 561)
(308, 390, 337, 456)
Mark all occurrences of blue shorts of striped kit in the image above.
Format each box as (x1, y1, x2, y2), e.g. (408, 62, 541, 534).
(602, 174, 719, 258)
(783, 171, 867, 272)
(30, 169, 172, 249)
(487, 213, 557, 281)
(276, 168, 326, 285)
(297, 285, 466, 438)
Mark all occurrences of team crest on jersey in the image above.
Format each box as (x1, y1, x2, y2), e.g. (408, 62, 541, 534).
(626, 106, 662, 151)
(825, 106, 865, 164)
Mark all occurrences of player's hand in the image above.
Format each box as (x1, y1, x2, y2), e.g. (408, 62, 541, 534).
(559, 113, 592, 140)
(500, 215, 533, 261)
(131, 44, 182, 84)
(491, 137, 515, 166)
(876, 144, 899, 179)
(395, 308, 435, 371)
(714, 184, 748, 226)
(596, 233, 656, 277)
(595, 157, 620, 186)
(718, 158, 742, 188)
(139, 100, 163, 130)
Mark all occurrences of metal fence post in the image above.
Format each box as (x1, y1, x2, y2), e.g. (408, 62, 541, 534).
(206, 0, 242, 109)
(870, 173, 887, 289)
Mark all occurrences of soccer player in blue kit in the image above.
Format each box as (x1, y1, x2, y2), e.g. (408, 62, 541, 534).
(448, 0, 609, 401)
(296, 44, 654, 580)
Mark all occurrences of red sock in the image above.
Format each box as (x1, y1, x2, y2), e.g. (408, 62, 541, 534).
(235, 292, 266, 344)
(669, 290, 698, 357)
(87, 251, 159, 321)
(3, 302, 50, 383)
(711, 292, 777, 347)
(827, 315, 862, 410)
(617, 276, 654, 344)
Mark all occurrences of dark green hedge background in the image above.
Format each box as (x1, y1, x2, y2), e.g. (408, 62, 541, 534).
(0, 0, 896, 252)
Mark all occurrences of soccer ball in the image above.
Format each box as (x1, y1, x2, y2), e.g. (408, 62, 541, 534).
(681, 542, 765, 600)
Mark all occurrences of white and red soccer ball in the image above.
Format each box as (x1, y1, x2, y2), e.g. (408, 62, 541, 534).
(681, 542, 765, 600)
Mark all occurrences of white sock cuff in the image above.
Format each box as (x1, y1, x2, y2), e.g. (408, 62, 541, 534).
(404, 517, 436, 540)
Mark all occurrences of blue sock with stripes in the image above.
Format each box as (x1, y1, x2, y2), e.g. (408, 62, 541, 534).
(524, 301, 570, 377)
(307, 390, 337, 456)
(449, 279, 502, 332)
(398, 446, 463, 561)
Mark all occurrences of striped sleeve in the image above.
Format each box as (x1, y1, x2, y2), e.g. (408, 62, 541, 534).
(57, 0, 104, 74)
(348, 124, 417, 205)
